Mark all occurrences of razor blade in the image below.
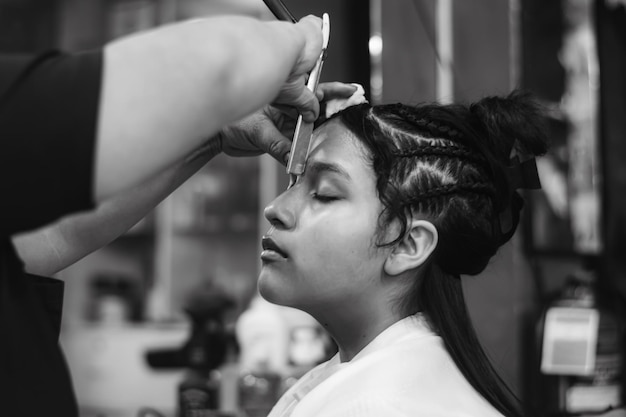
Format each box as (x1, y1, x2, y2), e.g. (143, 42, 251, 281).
(286, 13, 330, 177)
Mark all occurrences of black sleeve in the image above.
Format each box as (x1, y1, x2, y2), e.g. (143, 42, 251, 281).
(0, 50, 102, 236)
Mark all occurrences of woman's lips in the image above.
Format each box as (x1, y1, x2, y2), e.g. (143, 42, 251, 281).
(261, 236, 288, 261)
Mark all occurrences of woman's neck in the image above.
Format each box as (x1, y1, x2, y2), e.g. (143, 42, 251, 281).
(313, 301, 407, 362)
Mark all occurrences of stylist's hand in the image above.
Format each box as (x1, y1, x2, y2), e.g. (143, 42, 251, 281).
(220, 82, 359, 163)
(274, 15, 325, 123)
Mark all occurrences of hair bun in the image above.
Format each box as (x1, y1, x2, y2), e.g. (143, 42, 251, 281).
(466, 91, 549, 250)
(470, 90, 549, 161)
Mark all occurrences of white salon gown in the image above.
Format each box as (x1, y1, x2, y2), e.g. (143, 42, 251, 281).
(267, 314, 505, 417)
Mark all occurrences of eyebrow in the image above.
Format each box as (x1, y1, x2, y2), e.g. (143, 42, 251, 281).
(305, 160, 352, 181)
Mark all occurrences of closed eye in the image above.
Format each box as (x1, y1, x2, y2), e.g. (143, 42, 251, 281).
(312, 193, 339, 203)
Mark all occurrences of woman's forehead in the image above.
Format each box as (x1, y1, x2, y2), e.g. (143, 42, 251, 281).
(311, 119, 368, 159)
(307, 120, 374, 182)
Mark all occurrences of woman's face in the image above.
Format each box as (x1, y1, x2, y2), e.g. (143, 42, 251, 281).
(259, 119, 394, 315)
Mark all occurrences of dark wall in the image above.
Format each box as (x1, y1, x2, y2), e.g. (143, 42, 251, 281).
(597, 2, 626, 306)
(282, 0, 371, 97)
(381, 0, 437, 103)
(454, 0, 512, 100)
(520, 0, 565, 101)
(0, 0, 58, 52)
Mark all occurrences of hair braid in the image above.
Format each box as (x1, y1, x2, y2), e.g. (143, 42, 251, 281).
(407, 181, 495, 203)
(394, 105, 464, 139)
(393, 144, 488, 168)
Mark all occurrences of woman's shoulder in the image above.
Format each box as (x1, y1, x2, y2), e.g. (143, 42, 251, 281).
(295, 325, 503, 417)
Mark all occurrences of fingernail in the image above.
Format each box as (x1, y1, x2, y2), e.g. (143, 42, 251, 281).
(283, 152, 290, 164)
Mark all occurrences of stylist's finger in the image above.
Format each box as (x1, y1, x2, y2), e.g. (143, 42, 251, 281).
(291, 15, 324, 76)
(271, 104, 299, 121)
(316, 82, 358, 102)
(220, 109, 292, 164)
(276, 75, 319, 122)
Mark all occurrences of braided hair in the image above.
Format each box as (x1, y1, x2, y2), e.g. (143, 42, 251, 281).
(330, 90, 548, 417)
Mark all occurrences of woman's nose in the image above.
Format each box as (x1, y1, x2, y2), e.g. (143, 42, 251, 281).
(264, 191, 296, 230)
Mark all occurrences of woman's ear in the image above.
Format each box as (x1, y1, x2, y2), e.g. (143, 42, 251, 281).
(384, 220, 438, 276)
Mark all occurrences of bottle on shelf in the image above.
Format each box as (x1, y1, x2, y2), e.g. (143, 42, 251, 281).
(235, 296, 288, 417)
(531, 264, 624, 416)
(145, 284, 234, 417)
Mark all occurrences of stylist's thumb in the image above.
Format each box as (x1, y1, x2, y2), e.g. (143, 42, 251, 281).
(262, 134, 292, 166)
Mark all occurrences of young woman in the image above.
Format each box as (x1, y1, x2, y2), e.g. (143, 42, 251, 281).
(259, 91, 548, 417)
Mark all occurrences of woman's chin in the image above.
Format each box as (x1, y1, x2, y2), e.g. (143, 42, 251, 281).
(257, 272, 296, 308)
(257, 272, 282, 304)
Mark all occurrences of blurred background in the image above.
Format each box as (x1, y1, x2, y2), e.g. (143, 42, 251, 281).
(2, 0, 625, 416)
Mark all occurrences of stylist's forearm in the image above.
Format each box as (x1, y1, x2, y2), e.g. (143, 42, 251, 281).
(94, 15, 320, 202)
(13, 136, 220, 276)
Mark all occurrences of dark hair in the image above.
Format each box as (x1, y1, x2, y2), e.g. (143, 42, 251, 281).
(332, 90, 548, 417)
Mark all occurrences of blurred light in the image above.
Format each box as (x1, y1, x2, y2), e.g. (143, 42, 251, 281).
(371, 79, 383, 103)
(371, 75, 383, 92)
(369, 35, 383, 57)
(369, 0, 383, 104)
